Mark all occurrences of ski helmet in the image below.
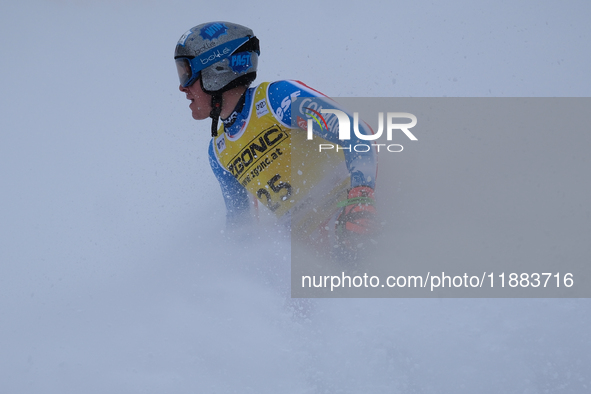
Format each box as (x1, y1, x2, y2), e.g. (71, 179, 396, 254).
(174, 21, 259, 93)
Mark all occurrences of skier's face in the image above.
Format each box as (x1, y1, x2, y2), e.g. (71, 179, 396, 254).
(179, 79, 211, 121)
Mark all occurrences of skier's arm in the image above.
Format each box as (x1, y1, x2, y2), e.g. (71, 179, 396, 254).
(208, 140, 251, 226)
(267, 80, 377, 189)
(268, 81, 378, 255)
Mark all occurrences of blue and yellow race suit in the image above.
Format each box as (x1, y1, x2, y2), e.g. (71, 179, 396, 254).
(208, 80, 377, 239)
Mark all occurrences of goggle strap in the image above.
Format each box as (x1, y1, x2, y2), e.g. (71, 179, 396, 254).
(235, 36, 260, 55)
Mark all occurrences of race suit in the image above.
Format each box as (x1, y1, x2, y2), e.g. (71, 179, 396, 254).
(208, 80, 377, 240)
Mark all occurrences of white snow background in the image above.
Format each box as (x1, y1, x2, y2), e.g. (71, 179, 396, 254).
(1, 0, 590, 393)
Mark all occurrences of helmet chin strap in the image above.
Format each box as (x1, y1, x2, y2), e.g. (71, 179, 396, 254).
(209, 93, 223, 138)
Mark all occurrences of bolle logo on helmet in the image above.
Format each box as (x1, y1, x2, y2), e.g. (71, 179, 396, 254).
(200, 46, 232, 65)
(199, 22, 228, 41)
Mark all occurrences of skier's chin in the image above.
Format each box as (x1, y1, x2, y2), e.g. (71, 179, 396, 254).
(191, 109, 208, 121)
(189, 103, 200, 120)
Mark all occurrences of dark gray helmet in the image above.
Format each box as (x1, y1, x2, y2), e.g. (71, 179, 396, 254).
(174, 21, 259, 93)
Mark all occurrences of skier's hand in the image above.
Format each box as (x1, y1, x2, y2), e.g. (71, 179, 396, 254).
(335, 186, 377, 258)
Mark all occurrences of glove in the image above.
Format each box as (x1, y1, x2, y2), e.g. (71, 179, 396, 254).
(334, 186, 377, 259)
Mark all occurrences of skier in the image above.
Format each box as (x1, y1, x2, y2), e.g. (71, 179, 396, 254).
(174, 21, 378, 260)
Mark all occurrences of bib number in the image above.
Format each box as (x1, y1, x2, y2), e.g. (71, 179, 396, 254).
(256, 174, 292, 212)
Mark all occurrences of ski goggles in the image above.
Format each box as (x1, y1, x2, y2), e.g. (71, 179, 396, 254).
(175, 57, 201, 88)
